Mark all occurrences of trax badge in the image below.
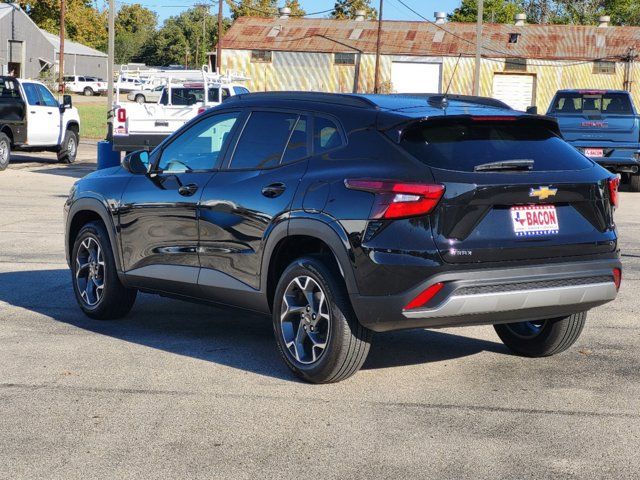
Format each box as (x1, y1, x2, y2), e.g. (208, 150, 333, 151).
(529, 186, 557, 200)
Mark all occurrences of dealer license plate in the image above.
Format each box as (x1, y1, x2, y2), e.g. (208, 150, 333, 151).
(584, 148, 604, 157)
(511, 205, 559, 237)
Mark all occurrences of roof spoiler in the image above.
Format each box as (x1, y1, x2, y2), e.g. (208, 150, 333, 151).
(381, 114, 562, 144)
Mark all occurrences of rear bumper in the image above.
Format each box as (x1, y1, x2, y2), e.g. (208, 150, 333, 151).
(350, 259, 620, 332)
(572, 144, 640, 173)
(112, 133, 168, 152)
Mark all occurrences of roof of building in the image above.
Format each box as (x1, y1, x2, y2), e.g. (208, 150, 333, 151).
(0, 3, 106, 58)
(221, 16, 640, 61)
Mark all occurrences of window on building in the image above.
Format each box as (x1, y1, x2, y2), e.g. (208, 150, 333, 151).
(230, 111, 300, 169)
(508, 33, 520, 44)
(251, 50, 272, 63)
(334, 53, 356, 66)
(504, 57, 527, 72)
(593, 61, 616, 75)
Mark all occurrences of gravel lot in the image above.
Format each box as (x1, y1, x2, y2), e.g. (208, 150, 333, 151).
(1, 145, 639, 479)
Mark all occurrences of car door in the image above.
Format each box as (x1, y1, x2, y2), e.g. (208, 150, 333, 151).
(22, 83, 60, 146)
(119, 110, 243, 294)
(198, 109, 310, 302)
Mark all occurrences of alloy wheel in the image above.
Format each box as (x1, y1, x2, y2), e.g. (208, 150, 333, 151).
(0, 139, 8, 164)
(67, 135, 77, 159)
(504, 320, 546, 339)
(75, 237, 105, 306)
(279, 276, 331, 364)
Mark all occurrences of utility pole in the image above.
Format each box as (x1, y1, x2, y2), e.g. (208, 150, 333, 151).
(107, 0, 115, 139)
(373, 0, 384, 93)
(202, 5, 207, 67)
(623, 47, 637, 92)
(216, 0, 223, 73)
(472, 0, 484, 96)
(58, 0, 65, 93)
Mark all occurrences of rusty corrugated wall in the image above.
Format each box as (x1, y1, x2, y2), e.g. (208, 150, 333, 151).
(222, 49, 638, 111)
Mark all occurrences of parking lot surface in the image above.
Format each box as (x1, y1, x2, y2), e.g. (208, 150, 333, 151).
(1, 145, 639, 479)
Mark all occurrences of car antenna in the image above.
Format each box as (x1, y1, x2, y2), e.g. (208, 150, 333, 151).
(440, 54, 462, 110)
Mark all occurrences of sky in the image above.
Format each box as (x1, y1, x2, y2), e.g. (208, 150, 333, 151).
(114, 0, 461, 26)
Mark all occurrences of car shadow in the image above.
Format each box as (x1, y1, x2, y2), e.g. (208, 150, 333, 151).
(0, 269, 508, 382)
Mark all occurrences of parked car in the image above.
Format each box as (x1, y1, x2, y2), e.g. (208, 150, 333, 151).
(126, 85, 165, 104)
(64, 75, 107, 96)
(547, 89, 640, 190)
(0, 76, 80, 170)
(112, 82, 250, 152)
(114, 76, 143, 93)
(65, 92, 621, 383)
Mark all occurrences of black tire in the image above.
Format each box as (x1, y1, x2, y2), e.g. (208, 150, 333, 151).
(629, 174, 640, 192)
(494, 312, 587, 357)
(83, 87, 94, 96)
(272, 256, 373, 383)
(0, 132, 10, 171)
(57, 129, 79, 164)
(71, 221, 137, 320)
(135, 94, 146, 104)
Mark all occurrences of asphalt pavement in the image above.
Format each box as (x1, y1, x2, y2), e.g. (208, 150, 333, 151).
(1, 145, 639, 479)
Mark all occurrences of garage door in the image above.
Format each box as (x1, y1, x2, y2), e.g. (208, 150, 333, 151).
(391, 62, 441, 93)
(492, 74, 535, 111)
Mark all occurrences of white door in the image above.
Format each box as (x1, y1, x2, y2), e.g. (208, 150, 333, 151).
(391, 62, 441, 93)
(492, 74, 535, 111)
(22, 83, 60, 146)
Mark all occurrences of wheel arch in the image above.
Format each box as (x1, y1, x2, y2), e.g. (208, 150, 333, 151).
(0, 124, 14, 144)
(66, 197, 123, 275)
(65, 121, 80, 134)
(261, 217, 358, 311)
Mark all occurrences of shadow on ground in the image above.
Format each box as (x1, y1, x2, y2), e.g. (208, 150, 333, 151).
(0, 269, 508, 381)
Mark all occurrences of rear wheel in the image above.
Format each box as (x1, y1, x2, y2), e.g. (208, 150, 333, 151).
(71, 221, 137, 319)
(272, 256, 372, 383)
(83, 87, 94, 96)
(494, 312, 587, 357)
(135, 94, 145, 104)
(0, 132, 10, 171)
(629, 173, 640, 192)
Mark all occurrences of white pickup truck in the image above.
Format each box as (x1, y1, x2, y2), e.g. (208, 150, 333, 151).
(64, 75, 107, 96)
(112, 81, 249, 152)
(0, 77, 80, 170)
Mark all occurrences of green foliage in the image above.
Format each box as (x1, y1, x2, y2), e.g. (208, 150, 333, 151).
(331, 0, 378, 20)
(285, 0, 306, 16)
(115, 4, 157, 64)
(226, 0, 278, 20)
(449, 0, 522, 23)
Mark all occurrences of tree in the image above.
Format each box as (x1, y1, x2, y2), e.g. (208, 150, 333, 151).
(114, 4, 157, 64)
(448, 0, 521, 23)
(4, 0, 107, 51)
(285, 0, 306, 16)
(331, 0, 378, 20)
(226, 0, 277, 20)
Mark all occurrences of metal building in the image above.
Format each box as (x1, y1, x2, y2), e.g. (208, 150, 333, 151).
(219, 13, 640, 111)
(0, 3, 107, 80)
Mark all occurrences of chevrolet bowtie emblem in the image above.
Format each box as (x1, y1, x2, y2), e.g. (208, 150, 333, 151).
(529, 186, 558, 200)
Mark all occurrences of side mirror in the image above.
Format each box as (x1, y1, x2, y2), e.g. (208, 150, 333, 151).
(60, 94, 72, 111)
(122, 150, 150, 174)
(526, 105, 538, 114)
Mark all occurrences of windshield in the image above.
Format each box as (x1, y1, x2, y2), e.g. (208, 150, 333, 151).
(550, 92, 633, 115)
(400, 118, 593, 172)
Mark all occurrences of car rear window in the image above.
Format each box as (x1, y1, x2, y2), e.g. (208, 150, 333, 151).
(550, 92, 633, 115)
(400, 118, 593, 172)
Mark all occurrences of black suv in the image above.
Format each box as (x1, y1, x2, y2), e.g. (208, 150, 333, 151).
(65, 93, 621, 383)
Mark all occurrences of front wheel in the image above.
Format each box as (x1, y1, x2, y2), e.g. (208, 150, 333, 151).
(135, 94, 145, 104)
(0, 132, 10, 171)
(83, 87, 94, 96)
(272, 256, 372, 383)
(71, 221, 137, 319)
(494, 312, 587, 357)
(57, 129, 79, 164)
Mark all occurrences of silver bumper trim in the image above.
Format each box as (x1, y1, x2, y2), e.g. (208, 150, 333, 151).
(403, 282, 617, 319)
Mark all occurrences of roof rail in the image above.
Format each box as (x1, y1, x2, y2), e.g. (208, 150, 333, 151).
(224, 91, 379, 109)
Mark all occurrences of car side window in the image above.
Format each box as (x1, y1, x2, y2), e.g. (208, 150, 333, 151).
(234, 86, 250, 95)
(158, 111, 240, 172)
(281, 116, 308, 165)
(229, 111, 300, 170)
(22, 83, 41, 105)
(314, 116, 344, 154)
(36, 84, 58, 107)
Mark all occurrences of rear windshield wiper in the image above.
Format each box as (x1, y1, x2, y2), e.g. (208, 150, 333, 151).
(474, 159, 534, 172)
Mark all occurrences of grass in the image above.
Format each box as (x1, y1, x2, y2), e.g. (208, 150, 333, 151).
(76, 103, 108, 140)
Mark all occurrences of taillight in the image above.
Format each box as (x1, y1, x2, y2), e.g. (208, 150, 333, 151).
(404, 282, 444, 310)
(607, 176, 620, 208)
(116, 108, 126, 123)
(613, 268, 622, 290)
(344, 179, 445, 219)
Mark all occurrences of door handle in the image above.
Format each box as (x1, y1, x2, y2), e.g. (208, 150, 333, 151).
(47, 111, 53, 115)
(178, 183, 199, 197)
(261, 182, 286, 198)
(30, 111, 36, 114)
